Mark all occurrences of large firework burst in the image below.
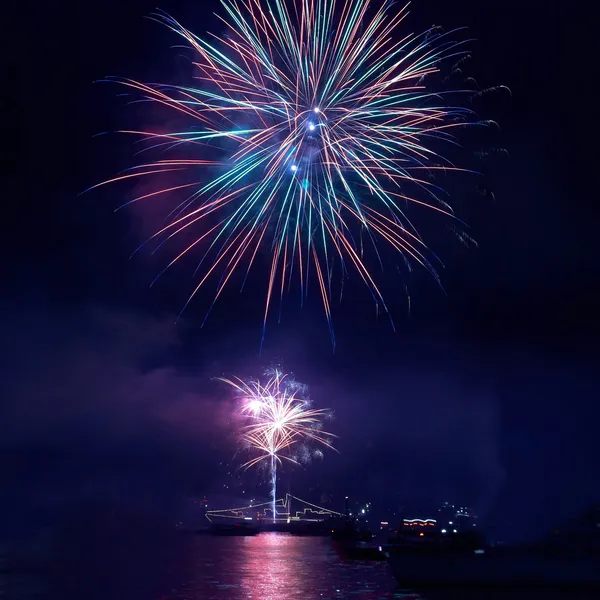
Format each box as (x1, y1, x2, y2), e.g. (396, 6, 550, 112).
(92, 0, 480, 344)
(219, 370, 335, 520)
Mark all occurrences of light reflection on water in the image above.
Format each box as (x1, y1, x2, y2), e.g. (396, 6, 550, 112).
(169, 533, 404, 599)
(1, 532, 408, 600)
(2, 532, 597, 600)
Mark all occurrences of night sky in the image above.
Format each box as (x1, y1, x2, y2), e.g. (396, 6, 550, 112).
(3, 0, 592, 543)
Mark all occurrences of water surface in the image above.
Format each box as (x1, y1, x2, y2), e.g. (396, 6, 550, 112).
(2, 532, 596, 599)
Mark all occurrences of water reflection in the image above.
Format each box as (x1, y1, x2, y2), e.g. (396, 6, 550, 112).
(12, 531, 596, 600)
(238, 533, 310, 599)
(170, 533, 405, 599)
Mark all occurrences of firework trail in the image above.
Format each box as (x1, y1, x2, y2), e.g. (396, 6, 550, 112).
(91, 0, 480, 346)
(219, 370, 335, 521)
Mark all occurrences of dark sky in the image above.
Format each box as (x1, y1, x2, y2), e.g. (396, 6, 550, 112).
(3, 0, 591, 542)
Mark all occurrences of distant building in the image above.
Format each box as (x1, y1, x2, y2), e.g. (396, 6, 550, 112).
(394, 501, 478, 536)
(438, 501, 477, 532)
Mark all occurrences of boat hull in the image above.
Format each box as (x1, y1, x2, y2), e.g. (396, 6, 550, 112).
(208, 524, 258, 536)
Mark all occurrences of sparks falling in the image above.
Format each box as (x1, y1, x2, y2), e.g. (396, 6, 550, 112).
(92, 0, 480, 346)
(219, 370, 335, 521)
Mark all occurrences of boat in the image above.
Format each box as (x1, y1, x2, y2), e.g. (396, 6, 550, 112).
(334, 542, 386, 561)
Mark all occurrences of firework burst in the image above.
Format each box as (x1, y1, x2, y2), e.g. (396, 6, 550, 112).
(91, 0, 481, 345)
(219, 370, 335, 520)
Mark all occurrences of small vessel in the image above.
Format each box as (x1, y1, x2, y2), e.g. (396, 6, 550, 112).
(335, 542, 386, 561)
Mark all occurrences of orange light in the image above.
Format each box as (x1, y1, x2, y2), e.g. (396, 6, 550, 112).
(419, 533, 424, 537)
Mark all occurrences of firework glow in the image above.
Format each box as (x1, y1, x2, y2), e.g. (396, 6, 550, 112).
(219, 370, 335, 521)
(92, 0, 483, 345)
